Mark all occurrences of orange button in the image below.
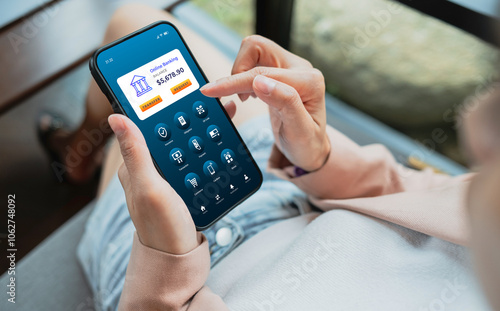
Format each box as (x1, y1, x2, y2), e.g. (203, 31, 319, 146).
(140, 95, 163, 112)
(170, 79, 192, 95)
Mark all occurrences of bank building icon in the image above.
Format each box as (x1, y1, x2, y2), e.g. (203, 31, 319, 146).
(130, 75, 152, 97)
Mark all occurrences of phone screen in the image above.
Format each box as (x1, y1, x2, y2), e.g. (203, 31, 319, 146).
(92, 22, 262, 229)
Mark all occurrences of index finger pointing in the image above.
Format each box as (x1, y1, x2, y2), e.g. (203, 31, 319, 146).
(200, 67, 320, 99)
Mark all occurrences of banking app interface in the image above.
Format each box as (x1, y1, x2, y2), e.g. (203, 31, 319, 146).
(96, 23, 261, 228)
(117, 49, 199, 120)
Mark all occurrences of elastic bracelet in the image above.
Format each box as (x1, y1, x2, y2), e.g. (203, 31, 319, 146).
(293, 150, 330, 177)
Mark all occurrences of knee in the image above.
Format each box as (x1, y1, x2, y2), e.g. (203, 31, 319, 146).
(110, 3, 150, 24)
(107, 3, 146, 33)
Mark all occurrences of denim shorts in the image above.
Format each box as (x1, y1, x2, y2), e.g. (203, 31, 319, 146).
(77, 115, 309, 311)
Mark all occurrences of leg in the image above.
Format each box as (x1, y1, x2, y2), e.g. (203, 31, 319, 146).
(97, 4, 268, 194)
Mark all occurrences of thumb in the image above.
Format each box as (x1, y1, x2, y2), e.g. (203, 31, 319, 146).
(108, 114, 157, 178)
(252, 75, 313, 128)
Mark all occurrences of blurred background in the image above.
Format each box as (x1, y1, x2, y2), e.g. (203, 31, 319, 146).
(194, 0, 499, 164)
(0, 0, 498, 274)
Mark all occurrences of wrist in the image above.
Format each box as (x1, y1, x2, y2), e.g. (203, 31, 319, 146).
(302, 134, 331, 172)
(137, 223, 201, 255)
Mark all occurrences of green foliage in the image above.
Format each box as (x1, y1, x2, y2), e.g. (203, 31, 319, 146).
(191, 0, 255, 36)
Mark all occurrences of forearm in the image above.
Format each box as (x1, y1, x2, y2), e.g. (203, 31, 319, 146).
(118, 233, 227, 311)
(269, 125, 467, 200)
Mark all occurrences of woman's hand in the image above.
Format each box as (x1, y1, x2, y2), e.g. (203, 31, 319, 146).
(108, 101, 236, 254)
(109, 114, 200, 254)
(201, 35, 330, 171)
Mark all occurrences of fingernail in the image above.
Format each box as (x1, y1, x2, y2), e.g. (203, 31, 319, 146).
(108, 114, 125, 136)
(200, 81, 215, 91)
(240, 93, 250, 102)
(253, 75, 276, 95)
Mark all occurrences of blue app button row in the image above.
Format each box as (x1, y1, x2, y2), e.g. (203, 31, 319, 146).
(183, 160, 219, 190)
(181, 152, 239, 190)
(169, 148, 236, 169)
(154, 101, 209, 141)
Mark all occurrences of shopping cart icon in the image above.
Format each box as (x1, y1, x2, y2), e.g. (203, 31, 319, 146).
(187, 178, 198, 188)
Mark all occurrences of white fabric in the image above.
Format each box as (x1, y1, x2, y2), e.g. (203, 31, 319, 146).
(207, 210, 491, 311)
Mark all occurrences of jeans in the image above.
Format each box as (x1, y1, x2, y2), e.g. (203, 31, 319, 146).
(77, 115, 309, 310)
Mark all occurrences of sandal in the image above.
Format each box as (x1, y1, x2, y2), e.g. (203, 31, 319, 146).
(37, 111, 72, 183)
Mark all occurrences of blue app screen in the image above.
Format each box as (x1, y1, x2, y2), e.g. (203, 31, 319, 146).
(95, 22, 262, 229)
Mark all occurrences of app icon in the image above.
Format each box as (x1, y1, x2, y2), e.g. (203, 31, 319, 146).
(221, 149, 236, 164)
(201, 205, 206, 212)
(174, 112, 190, 129)
(207, 125, 221, 142)
(192, 139, 201, 150)
(196, 105, 205, 115)
(169, 148, 185, 166)
(244, 174, 249, 181)
(193, 101, 208, 118)
(188, 177, 198, 187)
(184, 172, 201, 190)
(203, 160, 219, 177)
(154, 123, 170, 141)
(188, 136, 205, 153)
(230, 184, 234, 190)
(130, 75, 152, 97)
(209, 129, 219, 139)
(159, 127, 168, 138)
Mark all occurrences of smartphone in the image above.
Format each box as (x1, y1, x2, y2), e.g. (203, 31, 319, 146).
(89, 21, 262, 230)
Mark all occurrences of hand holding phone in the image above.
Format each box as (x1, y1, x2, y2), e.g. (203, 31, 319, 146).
(109, 114, 201, 254)
(90, 22, 262, 230)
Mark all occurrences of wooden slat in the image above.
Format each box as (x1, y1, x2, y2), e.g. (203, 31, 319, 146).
(0, 0, 57, 29)
(0, 0, 182, 115)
